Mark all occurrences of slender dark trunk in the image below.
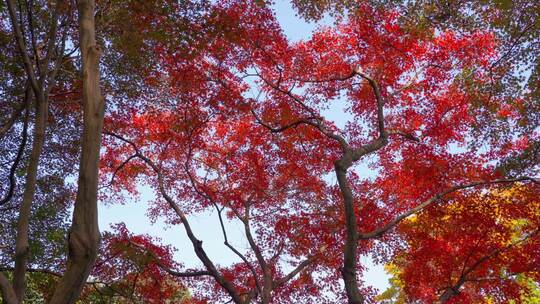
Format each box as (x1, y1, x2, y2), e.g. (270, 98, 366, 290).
(439, 277, 465, 304)
(439, 286, 460, 304)
(439, 290, 453, 304)
(335, 154, 364, 304)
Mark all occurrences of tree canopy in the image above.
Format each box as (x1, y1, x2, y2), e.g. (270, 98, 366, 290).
(0, 1, 538, 303)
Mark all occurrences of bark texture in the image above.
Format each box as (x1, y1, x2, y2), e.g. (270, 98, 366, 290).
(49, 0, 104, 303)
(5, 0, 53, 300)
(12, 98, 48, 302)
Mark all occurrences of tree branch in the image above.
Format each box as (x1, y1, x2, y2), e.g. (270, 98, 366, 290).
(183, 144, 264, 296)
(359, 177, 538, 239)
(241, 204, 272, 302)
(353, 67, 386, 138)
(212, 200, 262, 294)
(99, 154, 137, 189)
(0, 105, 24, 139)
(0, 267, 62, 277)
(125, 241, 211, 278)
(0, 86, 30, 207)
(439, 227, 539, 304)
(251, 109, 316, 134)
(5, 0, 40, 95)
(272, 256, 314, 289)
(387, 130, 420, 142)
(104, 131, 244, 304)
(256, 72, 350, 150)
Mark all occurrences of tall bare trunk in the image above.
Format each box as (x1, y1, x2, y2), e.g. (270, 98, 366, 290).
(4, 0, 51, 301)
(49, 0, 103, 303)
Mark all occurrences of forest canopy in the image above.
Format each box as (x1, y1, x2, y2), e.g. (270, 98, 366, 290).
(0, 0, 538, 303)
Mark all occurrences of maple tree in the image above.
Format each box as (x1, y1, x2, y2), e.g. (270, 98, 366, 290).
(293, 0, 540, 173)
(80, 224, 195, 303)
(379, 185, 539, 303)
(0, 0, 209, 302)
(0, 0, 538, 303)
(100, 1, 538, 304)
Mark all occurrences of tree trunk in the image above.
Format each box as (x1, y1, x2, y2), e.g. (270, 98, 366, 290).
(439, 282, 463, 304)
(439, 288, 457, 304)
(49, 0, 104, 303)
(0, 274, 17, 304)
(335, 155, 364, 304)
(12, 97, 48, 303)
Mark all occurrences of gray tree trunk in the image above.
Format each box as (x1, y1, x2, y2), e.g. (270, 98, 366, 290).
(49, 0, 104, 302)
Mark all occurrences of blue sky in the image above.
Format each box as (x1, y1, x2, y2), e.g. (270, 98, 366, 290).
(98, 0, 390, 298)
